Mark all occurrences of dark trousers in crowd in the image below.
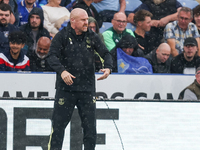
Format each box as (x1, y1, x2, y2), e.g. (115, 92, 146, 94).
(48, 90, 96, 150)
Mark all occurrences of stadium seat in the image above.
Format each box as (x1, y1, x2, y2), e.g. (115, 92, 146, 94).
(100, 22, 113, 33)
(178, 0, 199, 9)
(125, 0, 142, 12)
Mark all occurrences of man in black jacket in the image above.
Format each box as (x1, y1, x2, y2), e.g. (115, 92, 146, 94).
(47, 8, 112, 150)
(28, 36, 53, 72)
(171, 37, 200, 74)
(145, 43, 171, 73)
(19, 7, 50, 55)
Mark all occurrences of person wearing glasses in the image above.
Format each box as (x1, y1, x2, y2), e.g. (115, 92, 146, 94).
(164, 7, 200, 57)
(102, 12, 135, 51)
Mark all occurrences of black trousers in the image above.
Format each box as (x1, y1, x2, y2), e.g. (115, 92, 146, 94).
(48, 90, 96, 150)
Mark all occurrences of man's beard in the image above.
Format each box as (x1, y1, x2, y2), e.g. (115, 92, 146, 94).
(31, 23, 39, 29)
(26, 1, 34, 5)
(153, 0, 165, 5)
(0, 19, 8, 26)
(36, 51, 47, 59)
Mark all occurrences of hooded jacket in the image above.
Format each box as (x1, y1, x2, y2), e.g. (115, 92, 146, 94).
(110, 34, 144, 72)
(19, 7, 50, 54)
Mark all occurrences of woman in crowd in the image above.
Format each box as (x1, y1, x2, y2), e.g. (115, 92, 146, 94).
(41, 0, 70, 37)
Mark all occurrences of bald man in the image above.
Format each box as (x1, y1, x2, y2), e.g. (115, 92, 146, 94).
(102, 12, 135, 51)
(47, 8, 112, 150)
(27, 36, 53, 72)
(145, 43, 171, 73)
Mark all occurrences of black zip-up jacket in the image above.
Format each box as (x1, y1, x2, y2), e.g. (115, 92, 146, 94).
(145, 49, 171, 73)
(171, 53, 200, 74)
(47, 23, 113, 92)
(27, 51, 54, 72)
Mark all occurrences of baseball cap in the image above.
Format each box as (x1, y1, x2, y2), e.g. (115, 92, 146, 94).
(184, 37, 198, 47)
(196, 67, 200, 75)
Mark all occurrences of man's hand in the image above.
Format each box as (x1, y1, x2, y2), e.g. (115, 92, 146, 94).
(61, 70, 76, 85)
(127, 13, 135, 24)
(151, 20, 160, 27)
(97, 68, 111, 80)
(138, 44, 144, 50)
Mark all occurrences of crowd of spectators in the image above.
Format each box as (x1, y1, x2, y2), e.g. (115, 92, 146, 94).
(1, 0, 200, 74)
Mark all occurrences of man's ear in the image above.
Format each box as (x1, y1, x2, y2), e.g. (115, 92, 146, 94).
(156, 48, 159, 54)
(111, 19, 114, 25)
(138, 21, 142, 26)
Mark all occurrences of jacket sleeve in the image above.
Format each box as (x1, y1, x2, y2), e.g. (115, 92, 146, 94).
(47, 31, 66, 75)
(92, 32, 113, 70)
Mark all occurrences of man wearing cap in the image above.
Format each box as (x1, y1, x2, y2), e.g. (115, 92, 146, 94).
(182, 67, 200, 100)
(171, 37, 200, 74)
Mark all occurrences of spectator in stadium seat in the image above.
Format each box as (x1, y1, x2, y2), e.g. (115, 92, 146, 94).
(110, 34, 144, 72)
(18, 0, 41, 26)
(145, 43, 171, 73)
(102, 12, 135, 51)
(92, 0, 126, 23)
(133, 9, 153, 55)
(0, 31, 30, 71)
(164, 7, 200, 57)
(193, 5, 200, 34)
(73, 0, 102, 28)
(128, 0, 182, 51)
(182, 67, 200, 100)
(0, 3, 18, 53)
(0, 0, 20, 26)
(41, 0, 70, 37)
(19, 7, 50, 55)
(171, 37, 200, 74)
(27, 36, 53, 72)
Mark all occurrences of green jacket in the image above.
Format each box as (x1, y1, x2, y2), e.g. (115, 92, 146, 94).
(102, 27, 135, 51)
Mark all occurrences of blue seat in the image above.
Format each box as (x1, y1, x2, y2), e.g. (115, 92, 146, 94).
(177, 0, 199, 9)
(125, 0, 142, 12)
(126, 23, 136, 32)
(100, 22, 113, 33)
